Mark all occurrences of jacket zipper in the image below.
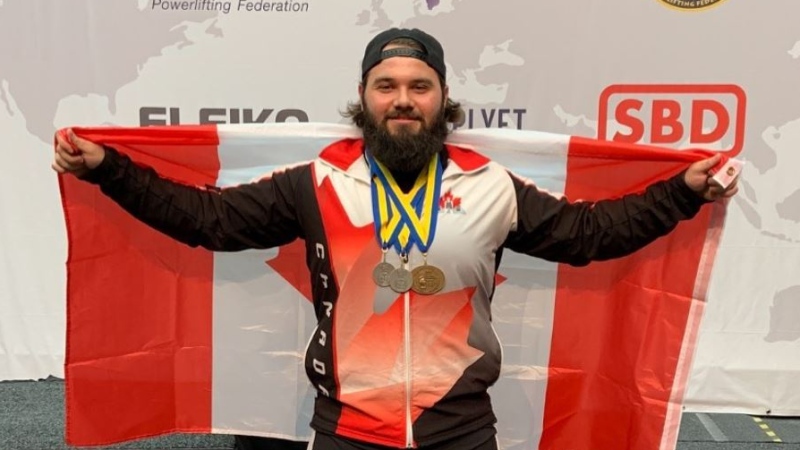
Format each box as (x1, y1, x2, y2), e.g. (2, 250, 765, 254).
(404, 288, 414, 448)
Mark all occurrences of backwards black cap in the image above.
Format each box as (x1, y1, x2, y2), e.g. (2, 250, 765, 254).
(361, 28, 446, 81)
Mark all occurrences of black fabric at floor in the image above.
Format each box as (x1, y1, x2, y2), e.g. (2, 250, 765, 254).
(234, 435, 308, 450)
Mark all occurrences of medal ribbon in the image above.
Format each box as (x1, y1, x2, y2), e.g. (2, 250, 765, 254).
(368, 152, 443, 256)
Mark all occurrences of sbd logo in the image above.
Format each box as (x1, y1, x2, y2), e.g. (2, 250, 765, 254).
(598, 84, 746, 156)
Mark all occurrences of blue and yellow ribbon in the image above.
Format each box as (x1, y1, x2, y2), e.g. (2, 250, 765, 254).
(368, 152, 443, 257)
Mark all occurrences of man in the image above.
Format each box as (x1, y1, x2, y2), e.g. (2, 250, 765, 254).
(52, 28, 737, 450)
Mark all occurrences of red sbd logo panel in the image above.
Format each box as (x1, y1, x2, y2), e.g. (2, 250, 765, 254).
(598, 84, 746, 156)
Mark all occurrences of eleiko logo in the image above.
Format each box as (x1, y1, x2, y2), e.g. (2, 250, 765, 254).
(598, 84, 746, 156)
(139, 107, 309, 126)
(656, 0, 727, 11)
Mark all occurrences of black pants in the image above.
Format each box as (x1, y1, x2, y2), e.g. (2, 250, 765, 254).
(308, 425, 497, 450)
(234, 435, 308, 450)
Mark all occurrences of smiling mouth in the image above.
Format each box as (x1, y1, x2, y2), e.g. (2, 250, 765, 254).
(387, 116, 422, 124)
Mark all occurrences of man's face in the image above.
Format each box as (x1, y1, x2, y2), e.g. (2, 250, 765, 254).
(359, 47, 447, 138)
(359, 47, 450, 174)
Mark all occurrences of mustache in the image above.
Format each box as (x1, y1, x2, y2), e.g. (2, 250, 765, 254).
(384, 111, 423, 121)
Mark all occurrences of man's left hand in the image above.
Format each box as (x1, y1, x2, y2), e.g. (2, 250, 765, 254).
(684, 154, 739, 201)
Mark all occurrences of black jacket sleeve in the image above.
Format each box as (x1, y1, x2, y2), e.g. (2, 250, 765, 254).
(502, 171, 709, 266)
(80, 146, 305, 251)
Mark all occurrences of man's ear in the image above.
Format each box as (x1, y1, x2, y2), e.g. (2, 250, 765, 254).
(443, 84, 449, 106)
(358, 82, 364, 98)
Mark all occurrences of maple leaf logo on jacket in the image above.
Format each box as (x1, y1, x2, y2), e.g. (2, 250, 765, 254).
(439, 189, 465, 214)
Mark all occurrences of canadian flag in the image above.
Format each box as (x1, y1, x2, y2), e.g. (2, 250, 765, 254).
(58, 123, 725, 450)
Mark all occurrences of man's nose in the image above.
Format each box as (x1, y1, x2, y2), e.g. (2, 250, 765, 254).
(393, 87, 413, 109)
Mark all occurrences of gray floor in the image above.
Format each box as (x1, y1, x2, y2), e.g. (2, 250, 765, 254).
(2, 378, 799, 450)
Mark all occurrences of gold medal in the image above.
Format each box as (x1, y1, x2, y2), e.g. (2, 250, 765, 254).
(411, 264, 446, 295)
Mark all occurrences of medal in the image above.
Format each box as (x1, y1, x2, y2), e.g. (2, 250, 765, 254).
(368, 152, 444, 293)
(389, 253, 412, 293)
(389, 266, 413, 293)
(372, 250, 395, 287)
(411, 254, 445, 295)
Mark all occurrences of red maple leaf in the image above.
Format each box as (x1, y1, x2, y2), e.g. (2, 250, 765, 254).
(266, 239, 312, 302)
(265, 175, 509, 441)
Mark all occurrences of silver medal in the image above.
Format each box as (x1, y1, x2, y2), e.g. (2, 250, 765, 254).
(372, 261, 395, 287)
(389, 267, 413, 293)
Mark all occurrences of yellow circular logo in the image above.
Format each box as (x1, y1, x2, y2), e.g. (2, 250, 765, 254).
(657, 0, 727, 10)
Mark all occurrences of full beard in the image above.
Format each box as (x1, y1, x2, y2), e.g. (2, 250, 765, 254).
(362, 105, 448, 175)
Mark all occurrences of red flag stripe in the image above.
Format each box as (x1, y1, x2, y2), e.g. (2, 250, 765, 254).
(540, 137, 713, 450)
(61, 125, 219, 445)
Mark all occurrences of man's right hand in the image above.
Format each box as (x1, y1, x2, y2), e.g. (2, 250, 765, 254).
(52, 128, 105, 178)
